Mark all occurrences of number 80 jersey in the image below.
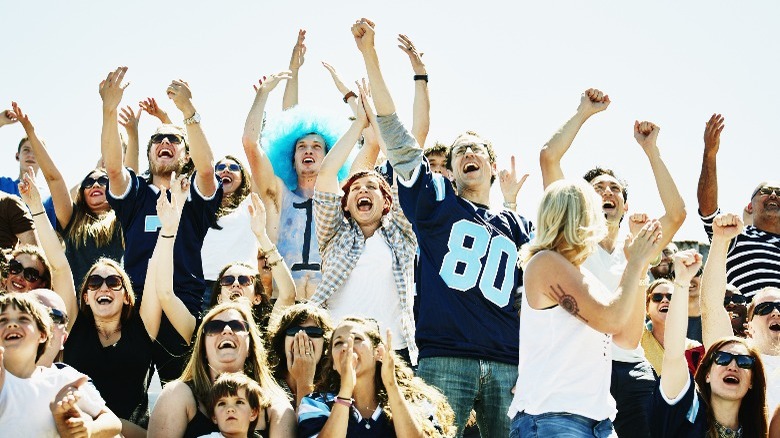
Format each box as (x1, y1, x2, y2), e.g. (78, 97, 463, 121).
(398, 159, 534, 365)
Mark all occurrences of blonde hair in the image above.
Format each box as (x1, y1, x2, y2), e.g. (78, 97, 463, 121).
(522, 179, 606, 266)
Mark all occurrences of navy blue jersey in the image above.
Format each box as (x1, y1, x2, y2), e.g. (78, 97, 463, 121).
(398, 159, 532, 364)
(650, 374, 707, 437)
(107, 169, 221, 312)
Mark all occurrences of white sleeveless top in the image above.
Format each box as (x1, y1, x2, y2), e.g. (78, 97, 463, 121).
(508, 281, 617, 421)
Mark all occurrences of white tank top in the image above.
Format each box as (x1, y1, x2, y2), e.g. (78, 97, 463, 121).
(508, 283, 617, 421)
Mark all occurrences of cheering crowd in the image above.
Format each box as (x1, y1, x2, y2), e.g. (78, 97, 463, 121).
(1, 17, 779, 438)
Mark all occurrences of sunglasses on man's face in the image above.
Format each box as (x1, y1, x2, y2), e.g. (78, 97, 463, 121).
(285, 325, 325, 338)
(81, 175, 109, 189)
(151, 133, 183, 144)
(203, 319, 250, 336)
(8, 259, 43, 283)
(86, 274, 124, 291)
(219, 275, 254, 287)
(651, 292, 673, 303)
(215, 163, 241, 172)
(752, 186, 780, 198)
(724, 295, 747, 307)
(50, 308, 69, 326)
(753, 301, 780, 318)
(712, 351, 756, 369)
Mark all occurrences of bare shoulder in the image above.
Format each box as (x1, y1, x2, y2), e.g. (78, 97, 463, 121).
(156, 380, 196, 409)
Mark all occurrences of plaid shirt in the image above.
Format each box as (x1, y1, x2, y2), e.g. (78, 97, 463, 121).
(311, 186, 418, 363)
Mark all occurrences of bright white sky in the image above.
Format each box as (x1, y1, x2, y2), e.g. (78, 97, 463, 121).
(1, 1, 777, 242)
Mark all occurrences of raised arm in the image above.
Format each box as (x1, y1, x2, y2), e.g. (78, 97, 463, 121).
(353, 18, 395, 117)
(18, 169, 77, 330)
(282, 29, 306, 110)
(100, 67, 132, 196)
(11, 102, 72, 226)
(118, 105, 141, 174)
(349, 80, 386, 175)
(380, 331, 424, 437)
(700, 213, 743, 350)
(166, 79, 216, 197)
(660, 250, 704, 400)
(322, 62, 358, 115)
(139, 97, 173, 125)
(242, 72, 292, 213)
(498, 155, 529, 212)
(697, 114, 724, 217)
(398, 34, 429, 147)
(613, 214, 653, 349)
(540, 89, 610, 189)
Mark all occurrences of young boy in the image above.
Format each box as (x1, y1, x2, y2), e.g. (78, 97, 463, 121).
(200, 372, 269, 438)
(422, 143, 452, 180)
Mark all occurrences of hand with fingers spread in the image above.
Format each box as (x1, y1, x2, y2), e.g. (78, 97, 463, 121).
(625, 219, 663, 264)
(712, 213, 743, 241)
(166, 79, 195, 115)
(397, 34, 426, 74)
(499, 155, 529, 207)
(0, 109, 18, 127)
(322, 62, 354, 98)
(253, 71, 293, 96)
(288, 331, 317, 396)
(289, 29, 307, 72)
(634, 120, 660, 152)
(139, 97, 172, 124)
(99, 66, 129, 111)
(335, 336, 357, 398)
(577, 88, 610, 117)
(119, 105, 142, 136)
(248, 192, 270, 240)
(704, 113, 725, 156)
(377, 330, 398, 389)
(351, 18, 376, 54)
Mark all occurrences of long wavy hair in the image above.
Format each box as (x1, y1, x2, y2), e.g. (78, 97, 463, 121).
(316, 316, 455, 437)
(215, 155, 252, 221)
(78, 258, 136, 326)
(67, 169, 123, 249)
(522, 179, 607, 267)
(179, 301, 288, 405)
(694, 337, 767, 438)
(266, 304, 333, 382)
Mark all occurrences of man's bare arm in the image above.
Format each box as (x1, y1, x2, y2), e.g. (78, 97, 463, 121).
(697, 114, 724, 217)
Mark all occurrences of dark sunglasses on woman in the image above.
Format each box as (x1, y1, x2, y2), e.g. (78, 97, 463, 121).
(203, 319, 250, 336)
(215, 163, 241, 172)
(651, 292, 673, 303)
(86, 274, 124, 291)
(8, 259, 43, 283)
(712, 351, 756, 369)
(219, 275, 254, 287)
(285, 326, 325, 338)
(81, 175, 109, 189)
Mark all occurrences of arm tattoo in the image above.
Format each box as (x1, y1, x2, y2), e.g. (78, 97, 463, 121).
(550, 284, 589, 323)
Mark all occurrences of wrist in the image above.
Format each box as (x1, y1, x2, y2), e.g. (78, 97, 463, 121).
(503, 200, 517, 209)
(180, 104, 196, 118)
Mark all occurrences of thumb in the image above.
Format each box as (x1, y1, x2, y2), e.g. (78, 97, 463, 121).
(67, 376, 89, 390)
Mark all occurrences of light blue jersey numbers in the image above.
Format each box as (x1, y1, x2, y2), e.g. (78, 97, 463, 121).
(439, 220, 518, 306)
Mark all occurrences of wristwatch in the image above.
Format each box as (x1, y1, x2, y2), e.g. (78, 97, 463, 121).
(183, 112, 201, 125)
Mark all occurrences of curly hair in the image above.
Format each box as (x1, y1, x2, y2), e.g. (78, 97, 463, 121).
(315, 316, 455, 437)
(266, 304, 333, 382)
(260, 105, 352, 191)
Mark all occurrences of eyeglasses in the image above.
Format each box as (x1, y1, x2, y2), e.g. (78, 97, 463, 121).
(724, 295, 747, 307)
(285, 325, 325, 338)
(8, 259, 43, 283)
(712, 351, 756, 369)
(86, 274, 124, 291)
(203, 319, 250, 336)
(151, 133, 183, 144)
(451, 143, 489, 157)
(50, 308, 69, 326)
(215, 163, 241, 172)
(753, 301, 780, 317)
(81, 175, 109, 189)
(752, 186, 780, 198)
(219, 275, 254, 287)
(651, 292, 673, 302)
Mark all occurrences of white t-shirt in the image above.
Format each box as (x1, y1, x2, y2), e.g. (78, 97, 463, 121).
(762, 353, 780, 414)
(202, 197, 259, 281)
(0, 365, 106, 437)
(326, 233, 407, 349)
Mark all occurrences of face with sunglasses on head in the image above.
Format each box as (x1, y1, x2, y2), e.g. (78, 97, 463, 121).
(4, 254, 48, 292)
(79, 170, 110, 212)
(746, 287, 780, 352)
(81, 264, 130, 320)
(215, 158, 244, 195)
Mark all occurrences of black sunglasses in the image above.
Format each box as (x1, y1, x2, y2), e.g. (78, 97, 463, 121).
(81, 175, 109, 189)
(86, 274, 124, 291)
(713, 351, 756, 369)
(753, 301, 780, 317)
(215, 163, 241, 172)
(8, 259, 43, 283)
(151, 133, 183, 144)
(203, 319, 250, 336)
(50, 308, 69, 326)
(285, 325, 325, 338)
(219, 275, 254, 287)
(752, 186, 780, 198)
(724, 295, 747, 306)
(651, 292, 673, 302)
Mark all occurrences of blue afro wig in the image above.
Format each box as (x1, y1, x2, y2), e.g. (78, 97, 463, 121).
(261, 105, 354, 192)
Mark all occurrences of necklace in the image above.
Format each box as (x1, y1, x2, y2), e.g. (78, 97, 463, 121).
(714, 420, 742, 438)
(96, 324, 121, 341)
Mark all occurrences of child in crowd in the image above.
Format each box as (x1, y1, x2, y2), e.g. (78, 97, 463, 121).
(200, 372, 270, 438)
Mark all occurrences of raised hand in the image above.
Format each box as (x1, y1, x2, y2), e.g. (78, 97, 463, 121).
(0, 109, 18, 127)
(17, 167, 42, 207)
(354, 80, 370, 130)
(50, 377, 86, 419)
(166, 79, 195, 114)
(335, 336, 357, 397)
(289, 29, 307, 71)
(99, 66, 129, 111)
(10, 101, 35, 134)
(139, 97, 172, 124)
(628, 213, 649, 237)
(577, 88, 610, 117)
(288, 331, 317, 392)
(156, 173, 189, 235)
(634, 120, 660, 151)
(671, 250, 703, 284)
(499, 155, 529, 205)
(248, 192, 269, 238)
(624, 219, 663, 264)
(351, 18, 376, 54)
(397, 34, 426, 74)
(253, 71, 293, 95)
(377, 330, 397, 389)
(322, 62, 352, 96)
(704, 113, 725, 156)
(356, 80, 377, 127)
(712, 213, 743, 241)
(118, 105, 141, 134)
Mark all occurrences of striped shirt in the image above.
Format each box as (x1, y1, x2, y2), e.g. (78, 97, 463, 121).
(701, 209, 780, 299)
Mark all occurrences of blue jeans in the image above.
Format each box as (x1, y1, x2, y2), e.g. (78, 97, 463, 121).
(510, 412, 616, 438)
(417, 356, 516, 438)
